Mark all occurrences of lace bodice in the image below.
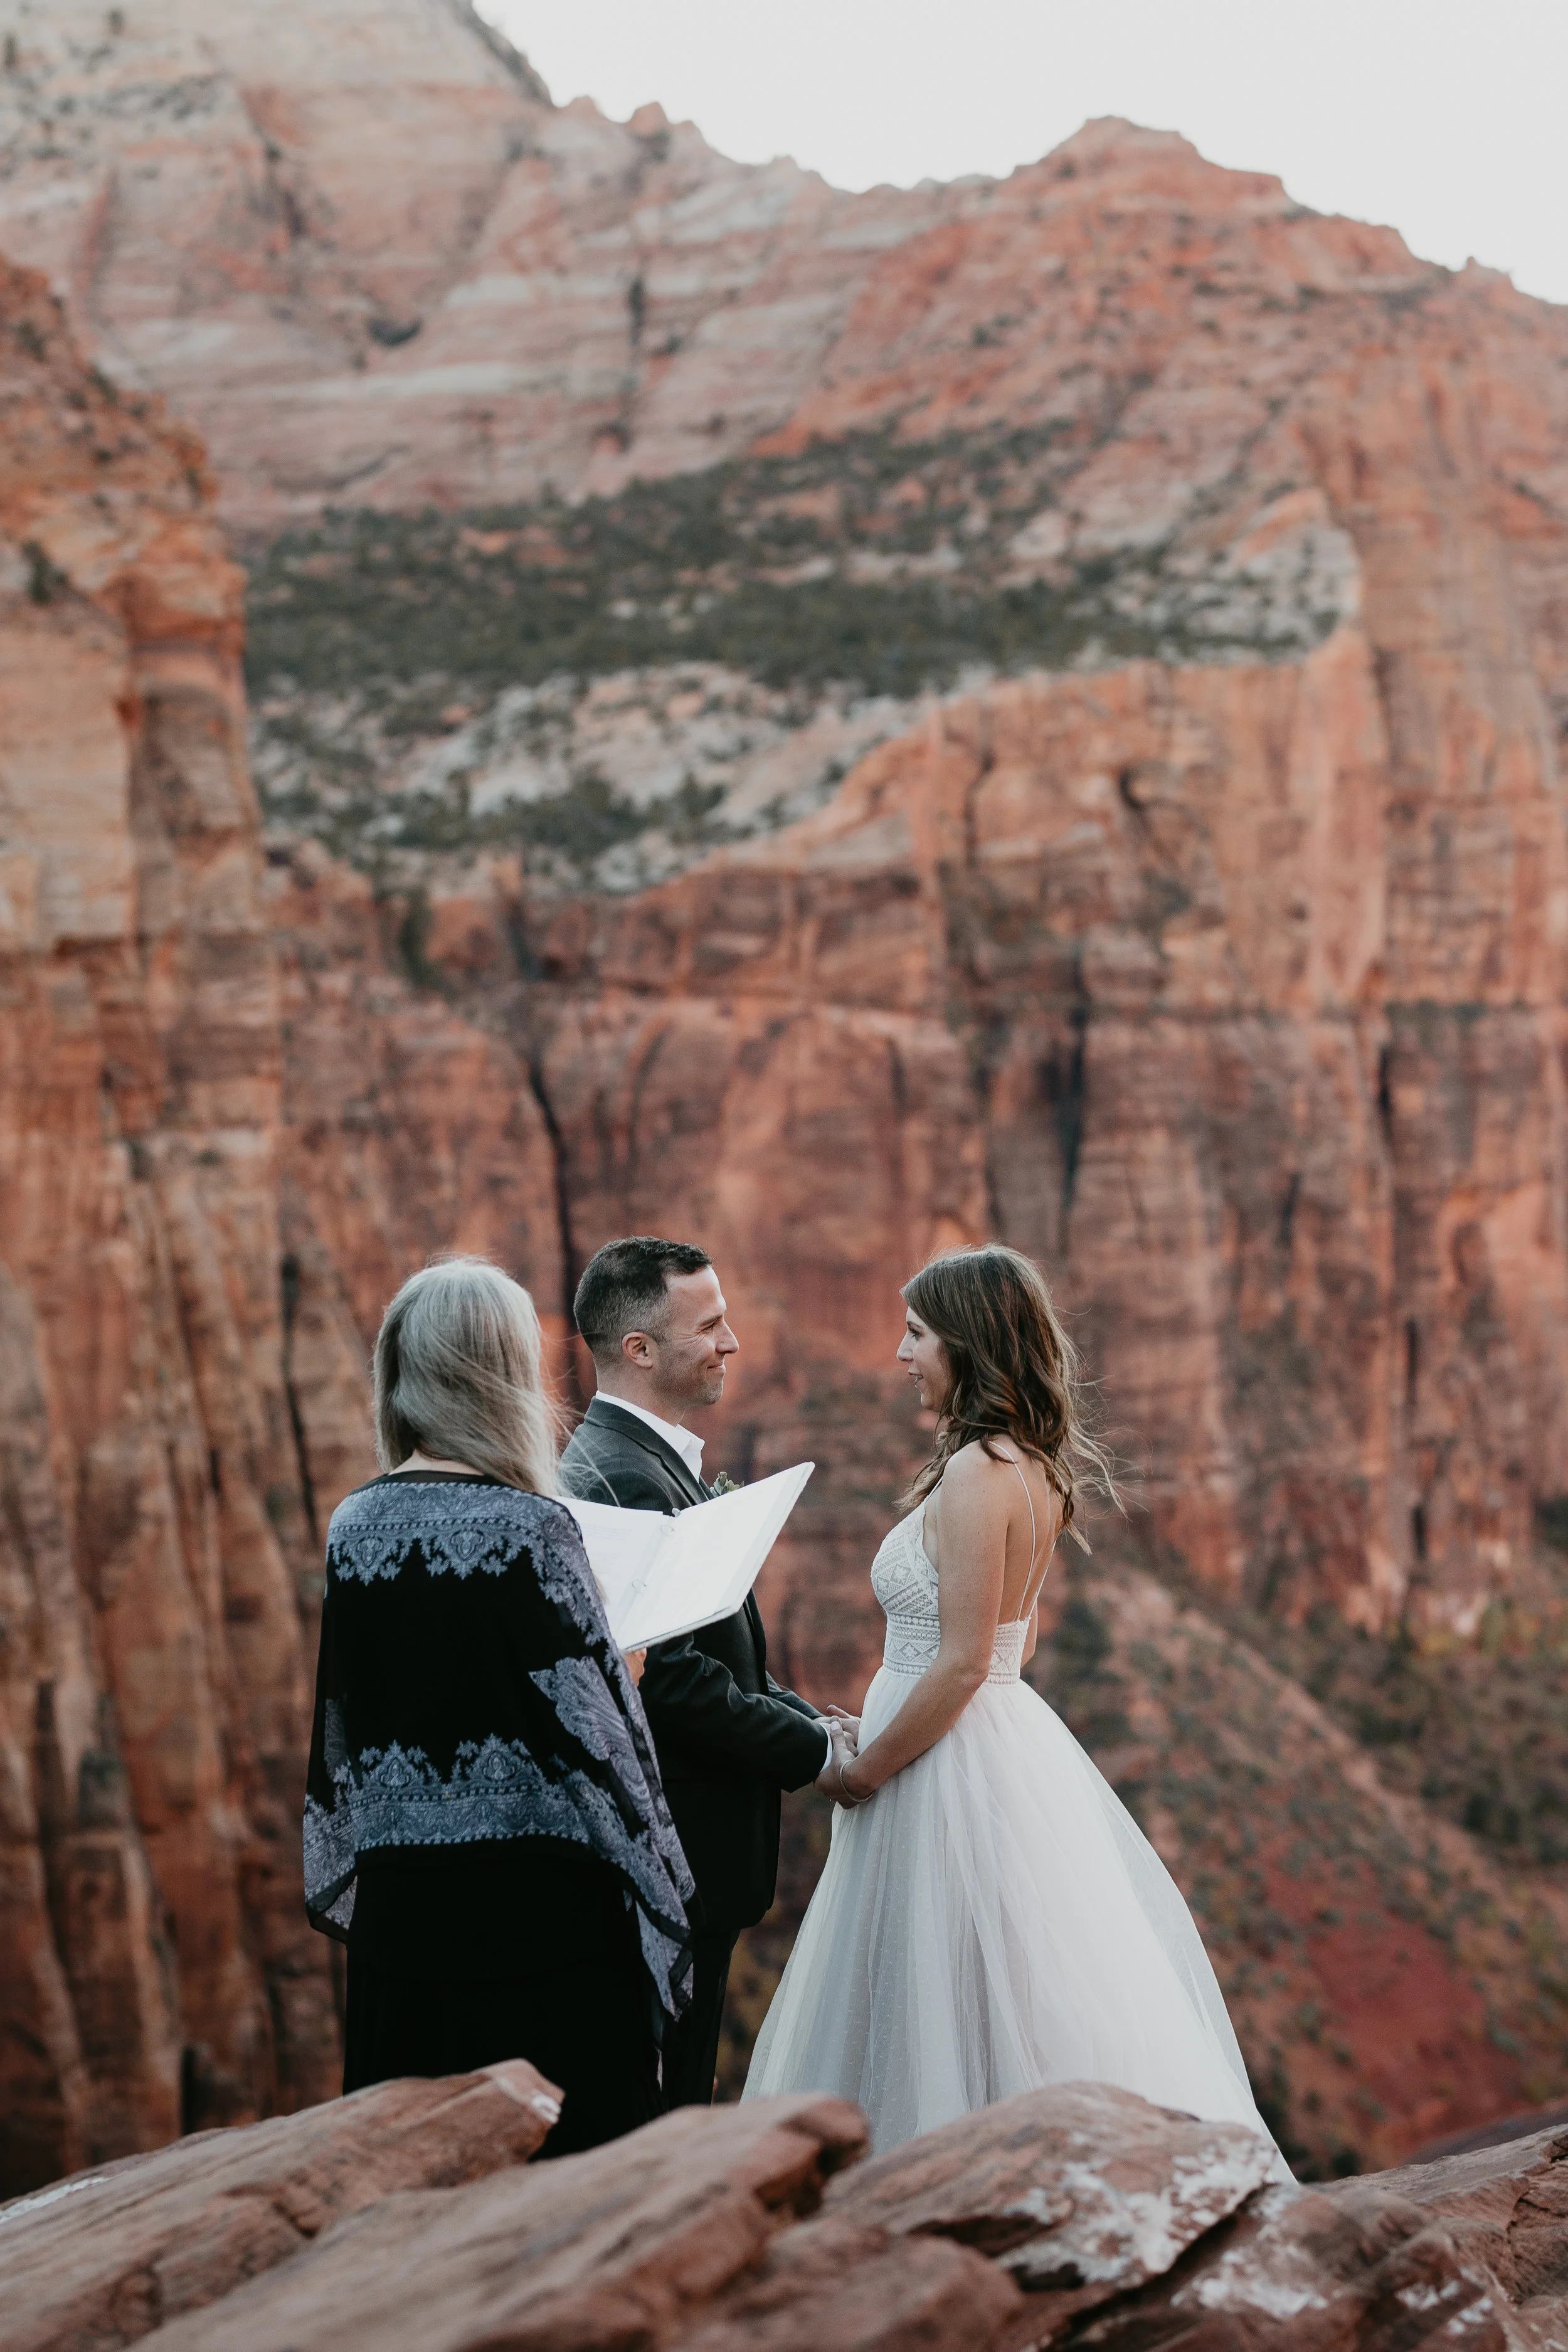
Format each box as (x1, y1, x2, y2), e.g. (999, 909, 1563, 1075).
(870, 1499, 1030, 1686)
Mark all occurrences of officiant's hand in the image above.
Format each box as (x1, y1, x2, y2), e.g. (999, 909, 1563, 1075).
(622, 1648, 647, 1687)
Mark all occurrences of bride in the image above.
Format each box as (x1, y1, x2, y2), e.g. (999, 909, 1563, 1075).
(743, 1243, 1288, 2171)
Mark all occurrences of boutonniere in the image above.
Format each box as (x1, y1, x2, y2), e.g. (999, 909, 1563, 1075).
(711, 1471, 744, 1496)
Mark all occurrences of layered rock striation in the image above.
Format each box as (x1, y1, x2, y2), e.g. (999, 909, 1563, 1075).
(0, 260, 339, 2196)
(507, 610, 1568, 1643)
(0, 0, 861, 525)
(6, 0, 1561, 584)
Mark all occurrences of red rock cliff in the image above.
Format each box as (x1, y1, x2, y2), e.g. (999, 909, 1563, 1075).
(260, 194, 1568, 1643)
(0, 262, 338, 2196)
(6, 0, 1568, 2190)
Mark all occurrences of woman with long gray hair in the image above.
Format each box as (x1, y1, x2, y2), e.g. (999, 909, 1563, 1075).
(303, 1256, 693, 2154)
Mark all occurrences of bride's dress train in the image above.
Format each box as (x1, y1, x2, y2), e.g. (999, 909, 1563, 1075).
(743, 1495, 1287, 2169)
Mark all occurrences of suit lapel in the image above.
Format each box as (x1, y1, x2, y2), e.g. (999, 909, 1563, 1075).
(585, 1396, 709, 1510)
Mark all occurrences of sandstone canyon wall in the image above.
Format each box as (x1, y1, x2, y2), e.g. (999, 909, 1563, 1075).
(241, 103, 1568, 1649)
(3, 0, 1568, 2190)
(0, 261, 339, 2197)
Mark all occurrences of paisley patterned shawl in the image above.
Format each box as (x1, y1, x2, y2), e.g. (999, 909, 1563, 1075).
(303, 1476, 695, 2021)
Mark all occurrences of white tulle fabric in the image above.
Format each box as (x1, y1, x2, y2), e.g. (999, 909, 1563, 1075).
(743, 1497, 1289, 2173)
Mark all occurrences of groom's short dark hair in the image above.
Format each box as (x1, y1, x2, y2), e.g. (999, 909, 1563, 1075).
(573, 1236, 713, 1362)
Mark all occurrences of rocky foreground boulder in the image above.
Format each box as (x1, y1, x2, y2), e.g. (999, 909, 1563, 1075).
(4, 2075, 1567, 2352)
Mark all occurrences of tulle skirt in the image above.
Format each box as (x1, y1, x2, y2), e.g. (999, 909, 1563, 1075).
(743, 1663, 1289, 2170)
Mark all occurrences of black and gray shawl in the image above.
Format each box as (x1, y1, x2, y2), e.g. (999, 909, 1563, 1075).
(303, 1475, 695, 2022)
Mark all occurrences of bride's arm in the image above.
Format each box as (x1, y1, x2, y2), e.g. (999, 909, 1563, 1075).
(839, 1450, 1010, 1801)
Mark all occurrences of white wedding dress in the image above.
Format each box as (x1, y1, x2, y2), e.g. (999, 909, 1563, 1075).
(743, 1478, 1288, 2170)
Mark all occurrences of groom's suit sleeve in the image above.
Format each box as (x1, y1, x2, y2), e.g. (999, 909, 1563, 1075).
(766, 1676, 820, 1719)
(640, 1638, 827, 1789)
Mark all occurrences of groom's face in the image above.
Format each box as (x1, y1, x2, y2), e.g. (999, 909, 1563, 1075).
(636, 1267, 738, 1412)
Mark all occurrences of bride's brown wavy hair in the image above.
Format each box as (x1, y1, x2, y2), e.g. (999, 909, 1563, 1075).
(902, 1243, 1119, 1545)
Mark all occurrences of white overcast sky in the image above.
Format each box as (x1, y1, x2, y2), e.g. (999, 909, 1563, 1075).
(482, 0, 1568, 307)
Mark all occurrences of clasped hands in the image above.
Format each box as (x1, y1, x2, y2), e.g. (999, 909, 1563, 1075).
(815, 1705, 872, 1808)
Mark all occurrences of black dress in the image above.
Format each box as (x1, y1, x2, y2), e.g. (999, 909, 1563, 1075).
(304, 1472, 694, 2156)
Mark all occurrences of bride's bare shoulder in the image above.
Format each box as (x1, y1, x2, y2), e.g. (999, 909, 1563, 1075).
(938, 1441, 1018, 1504)
(942, 1439, 1059, 1517)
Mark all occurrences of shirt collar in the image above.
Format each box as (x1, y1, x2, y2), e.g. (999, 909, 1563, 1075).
(600, 1394, 706, 1480)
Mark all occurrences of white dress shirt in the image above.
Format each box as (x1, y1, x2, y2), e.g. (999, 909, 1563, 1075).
(603, 1394, 707, 1481)
(596, 1392, 833, 1771)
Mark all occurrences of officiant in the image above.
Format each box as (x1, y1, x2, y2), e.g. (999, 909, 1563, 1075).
(303, 1255, 695, 2154)
(559, 1236, 848, 2109)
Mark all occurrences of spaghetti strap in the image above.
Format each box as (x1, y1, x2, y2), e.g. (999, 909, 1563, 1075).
(1006, 1456, 1042, 1624)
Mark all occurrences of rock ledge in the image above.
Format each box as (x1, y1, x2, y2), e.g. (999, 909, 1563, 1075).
(6, 2076, 1568, 2352)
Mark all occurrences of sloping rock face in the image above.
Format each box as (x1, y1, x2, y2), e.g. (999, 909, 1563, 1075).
(9, 0, 1560, 582)
(6, 2080, 1568, 2352)
(0, 261, 339, 2196)
(1025, 1557, 1568, 2174)
(0, 0, 876, 526)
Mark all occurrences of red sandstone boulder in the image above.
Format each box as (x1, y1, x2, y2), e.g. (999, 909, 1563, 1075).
(125, 2095, 871, 2352)
(9, 2078, 1568, 2352)
(1328, 2121, 1568, 2318)
(0, 2061, 562, 2352)
(666, 2213, 1023, 2352)
(1068, 2180, 1528, 2352)
(825, 2084, 1279, 2339)
(826, 2092, 1568, 2351)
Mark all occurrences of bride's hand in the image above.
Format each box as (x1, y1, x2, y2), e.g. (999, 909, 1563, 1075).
(818, 1721, 869, 1803)
(824, 1725, 873, 1807)
(825, 1705, 861, 1748)
(622, 1648, 647, 1686)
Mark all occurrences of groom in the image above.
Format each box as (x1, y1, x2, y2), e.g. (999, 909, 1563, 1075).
(559, 1235, 849, 2109)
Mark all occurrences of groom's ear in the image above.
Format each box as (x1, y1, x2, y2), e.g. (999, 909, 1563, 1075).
(622, 1328, 655, 1368)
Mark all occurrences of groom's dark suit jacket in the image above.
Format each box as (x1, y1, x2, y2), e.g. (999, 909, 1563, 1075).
(558, 1395, 825, 1930)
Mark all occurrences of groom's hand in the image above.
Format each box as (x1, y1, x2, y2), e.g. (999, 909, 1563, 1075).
(825, 1705, 861, 1749)
(815, 1720, 854, 1796)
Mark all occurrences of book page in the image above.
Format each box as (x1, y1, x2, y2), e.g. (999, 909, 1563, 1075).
(563, 1499, 668, 1640)
(613, 1463, 815, 1650)
(564, 1465, 814, 1651)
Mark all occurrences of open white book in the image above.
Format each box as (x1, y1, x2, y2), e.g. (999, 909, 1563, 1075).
(564, 1461, 815, 1651)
